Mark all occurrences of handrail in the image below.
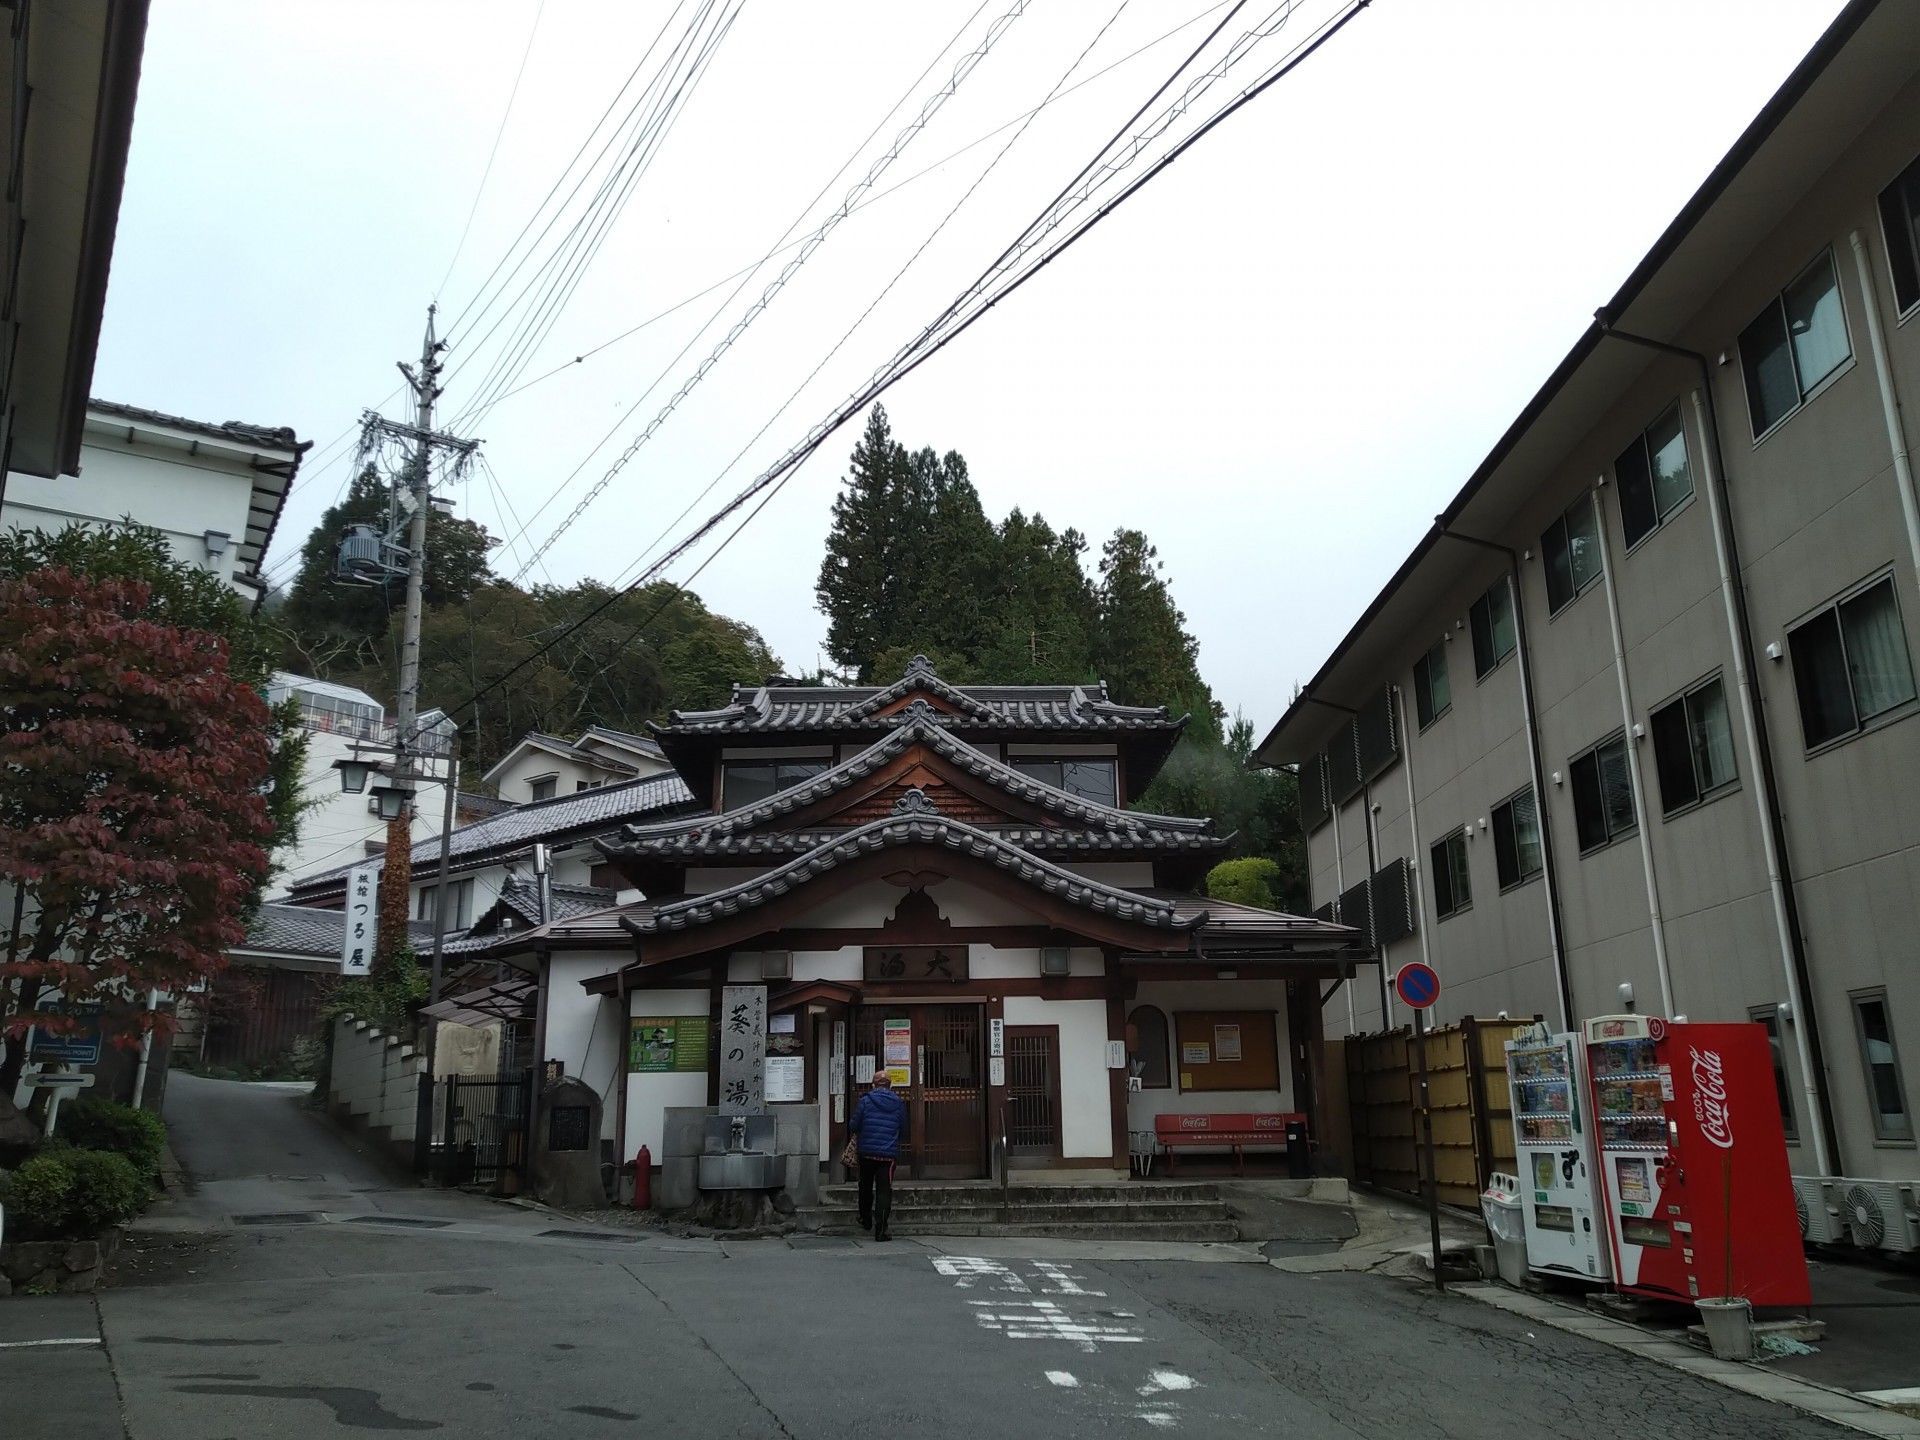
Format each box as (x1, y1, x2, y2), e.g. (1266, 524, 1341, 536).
(992, 1122, 1010, 1212)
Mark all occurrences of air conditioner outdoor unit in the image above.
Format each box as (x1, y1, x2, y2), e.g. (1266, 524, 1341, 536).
(1791, 1175, 1848, 1245)
(1841, 1180, 1920, 1254)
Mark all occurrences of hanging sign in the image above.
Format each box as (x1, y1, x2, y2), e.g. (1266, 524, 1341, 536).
(341, 861, 380, 975)
(864, 946, 968, 983)
(629, 1017, 710, 1073)
(719, 984, 768, 1114)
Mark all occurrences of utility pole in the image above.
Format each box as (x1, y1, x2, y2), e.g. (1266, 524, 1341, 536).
(349, 306, 478, 963)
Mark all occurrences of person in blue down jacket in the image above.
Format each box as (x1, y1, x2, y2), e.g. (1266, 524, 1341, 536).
(850, 1069, 909, 1241)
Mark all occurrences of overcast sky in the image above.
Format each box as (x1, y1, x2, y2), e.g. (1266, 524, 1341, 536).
(92, 0, 1846, 726)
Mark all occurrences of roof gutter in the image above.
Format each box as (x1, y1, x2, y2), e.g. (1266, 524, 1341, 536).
(1592, 312, 1841, 1177)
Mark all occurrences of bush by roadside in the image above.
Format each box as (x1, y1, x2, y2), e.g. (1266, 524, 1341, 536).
(0, 1145, 146, 1241)
(56, 1097, 166, 1184)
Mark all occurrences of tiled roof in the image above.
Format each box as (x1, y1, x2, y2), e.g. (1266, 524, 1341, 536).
(491, 879, 616, 927)
(656, 655, 1183, 737)
(234, 902, 432, 960)
(603, 714, 1212, 858)
(287, 771, 697, 900)
(604, 827, 1224, 861)
(457, 790, 515, 819)
(89, 398, 304, 454)
(1138, 889, 1365, 953)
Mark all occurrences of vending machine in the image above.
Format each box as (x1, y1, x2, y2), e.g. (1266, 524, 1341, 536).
(1584, 1015, 1809, 1308)
(1505, 1027, 1611, 1282)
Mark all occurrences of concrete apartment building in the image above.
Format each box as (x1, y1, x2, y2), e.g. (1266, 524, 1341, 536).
(1257, 0, 1920, 1190)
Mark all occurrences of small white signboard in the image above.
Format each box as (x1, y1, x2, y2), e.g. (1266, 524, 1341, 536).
(764, 1055, 805, 1103)
(341, 861, 380, 975)
(989, 1017, 1005, 1059)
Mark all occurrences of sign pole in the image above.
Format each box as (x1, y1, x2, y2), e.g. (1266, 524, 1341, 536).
(1413, 1004, 1444, 1293)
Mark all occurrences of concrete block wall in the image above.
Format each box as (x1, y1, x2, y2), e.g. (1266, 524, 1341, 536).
(328, 1014, 426, 1149)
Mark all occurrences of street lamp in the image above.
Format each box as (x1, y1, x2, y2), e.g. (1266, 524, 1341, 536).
(333, 756, 377, 794)
(369, 780, 412, 821)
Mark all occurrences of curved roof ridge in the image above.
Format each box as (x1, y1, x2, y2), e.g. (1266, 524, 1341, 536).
(838, 655, 998, 721)
(626, 810, 1203, 936)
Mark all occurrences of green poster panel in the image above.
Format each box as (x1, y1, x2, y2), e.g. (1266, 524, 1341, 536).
(630, 1016, 710, 1073)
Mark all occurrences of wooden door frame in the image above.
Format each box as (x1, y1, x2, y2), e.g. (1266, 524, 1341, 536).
(850, 1002, 987, 1180)
(1005, 1024, 1064, 1166)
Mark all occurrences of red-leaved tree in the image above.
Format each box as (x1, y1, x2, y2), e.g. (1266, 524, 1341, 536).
(0, 567, 274, 1101)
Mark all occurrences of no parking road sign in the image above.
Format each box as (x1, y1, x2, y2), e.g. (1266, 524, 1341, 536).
(1394, 961, 1441, 1010)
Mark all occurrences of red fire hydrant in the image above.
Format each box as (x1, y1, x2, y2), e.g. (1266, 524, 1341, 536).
(631, 1144, 652, 1211)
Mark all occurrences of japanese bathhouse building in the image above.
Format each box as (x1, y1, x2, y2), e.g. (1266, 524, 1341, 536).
(483, 658, 1369, 1182)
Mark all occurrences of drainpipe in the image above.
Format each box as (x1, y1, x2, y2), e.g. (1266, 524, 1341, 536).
(1327, 778, 1356, 1033)
(1589, 479, 1676, 1018)
(130, 988, 160, 1110)
(1433, 536, 1574, 1031)
(613, 967, 631, 1196)
(1592, 313, 1841, 1177)
(1389, 684, 1435, 978)
(1302, 696, 1391, 1027)
(1847, 228, 1920, 595)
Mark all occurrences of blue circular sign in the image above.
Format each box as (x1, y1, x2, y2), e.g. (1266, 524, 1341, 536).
(1395, 961, 1441, 1010)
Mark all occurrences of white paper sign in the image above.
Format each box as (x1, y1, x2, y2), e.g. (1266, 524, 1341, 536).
(764, 1055, 805, 1103)
(341, 861, 380, 975)
(854, 1055, 876, 1085)
(1105, 1040, 1128, 1070)
(989, 1056, 1006, 1087)
(1182, 1042, 1211, 1065)
(769, 1013, 797, 1035)
(1214, 1024, 1243, 1062)
(989, 1017, 1005, 1058)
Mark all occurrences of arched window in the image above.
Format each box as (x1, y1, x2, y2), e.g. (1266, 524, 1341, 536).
(1127, 1005, 1171, 1089)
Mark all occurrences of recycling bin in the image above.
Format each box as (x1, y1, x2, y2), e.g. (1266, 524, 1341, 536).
(1481, 1172, 1527, 1286)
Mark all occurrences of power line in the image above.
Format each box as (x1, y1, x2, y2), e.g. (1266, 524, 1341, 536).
(434, 0, 549, 302)
(381, 0, 1369, 756)
(507, 0, 1035, 582)
(479, 0, 996, 565)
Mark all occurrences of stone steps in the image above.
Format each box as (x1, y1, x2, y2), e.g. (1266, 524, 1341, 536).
(807, 1217, 1242, 1241)
(800, 1180, 1239, 1241)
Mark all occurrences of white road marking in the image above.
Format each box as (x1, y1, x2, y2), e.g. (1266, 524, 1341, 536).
(1147, 1370, 1195, 1393)
(0, 1337, 101, 1349)
(1138, 1412, 1178, 1428)
(1046, 1371, 1080, 1388)
(1033, 1261, 1105, 1296)
(969, 1299, 1144, 1352)
(933, 1256, 1028, 1291)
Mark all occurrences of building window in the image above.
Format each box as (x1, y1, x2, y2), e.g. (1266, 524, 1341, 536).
(1748, 1005, 1798, 1141)
(1851, 990, 1913, 1142)
(1429, 828, 1471, 920)
(1541, 493, 1603, 613)
(1413, 639, 1450, 728)
(1469, 578, 1516, 679)
(1649, 675, 1737, 815)
(1787, 573, 1917, 749)
(1127, 1005, 1170, 1089)
(415, 877, 474, 930)
(1877, 151, 1920, 316)
(1738, 249, 1851, 439)
(1491, 786, 1542, 890)
(528, 775, 557, 802)
(1614, 403, 1694, 549)
(720, 759, 831, 810)
(1009, 757, 1118, 806)
(1569, 732, 1634, 853)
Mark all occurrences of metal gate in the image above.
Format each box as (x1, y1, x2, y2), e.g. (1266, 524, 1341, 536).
(428, 1069, 530, 1188)
(1005, 1027, 1061, 1163)
(852, 1006, 985, 1178)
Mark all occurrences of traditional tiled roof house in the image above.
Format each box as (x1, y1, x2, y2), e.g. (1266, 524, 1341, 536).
(477, 656, 1367, 1187)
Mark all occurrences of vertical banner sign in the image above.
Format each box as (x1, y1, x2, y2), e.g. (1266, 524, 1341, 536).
(341, 862, 380, 975)
(988, 1017, 1005, 1059)
(883, 1016, 913, 1088)
(830, 1021, 847, 1096)
(719, 984, 767, 1115)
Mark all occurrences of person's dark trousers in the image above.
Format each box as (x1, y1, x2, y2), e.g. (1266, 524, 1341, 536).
(857, 1155, 895, 1238)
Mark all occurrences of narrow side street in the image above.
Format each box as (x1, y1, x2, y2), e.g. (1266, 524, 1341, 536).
(1, 1077, 1864, 1438)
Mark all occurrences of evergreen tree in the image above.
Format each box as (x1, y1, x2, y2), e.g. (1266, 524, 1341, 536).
(1095, 528, 1219, 738)
(816, 407, 914, 676)
(974, 509, 1099, 684)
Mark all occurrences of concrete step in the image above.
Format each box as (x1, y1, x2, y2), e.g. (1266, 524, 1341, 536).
(818, 1182, 1224, 1206)
(803, 1199, 1232, 1225)
(805, 1217, 1242, 1241)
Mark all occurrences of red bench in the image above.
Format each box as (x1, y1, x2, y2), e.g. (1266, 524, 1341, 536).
(1154, 1112, 1306, 1176)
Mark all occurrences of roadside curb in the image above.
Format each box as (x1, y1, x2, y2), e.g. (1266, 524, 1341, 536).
(1453, 1281, 1920, 1439)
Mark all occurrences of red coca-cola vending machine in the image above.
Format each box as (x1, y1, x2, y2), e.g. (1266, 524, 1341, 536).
(1584, 1015, 1809, 1308)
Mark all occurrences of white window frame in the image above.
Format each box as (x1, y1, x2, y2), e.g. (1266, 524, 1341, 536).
(1738, 247, 1854, 445)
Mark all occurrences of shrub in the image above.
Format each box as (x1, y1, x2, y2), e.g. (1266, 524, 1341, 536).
(62, 1149, 147, 1232)
(0, 1152, 78, 1240)
(1204, 856, 1282, 910)
(57, 1097, 167, 1183)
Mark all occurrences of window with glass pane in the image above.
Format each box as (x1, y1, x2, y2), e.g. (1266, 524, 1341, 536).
(1127, 1006, 1170, 1088)
(1491, 787, 1542, 889)
(1739, 249, 1851, 438)
(1789, 575, 1917, 749)
(1010, 757, 1118, 806)
(529, 777, 556, 802)
(1413, 639, 1450, 728)
(721, 759, 830, 810)
(1877, 151, 1920, 314)
(1542, 494, 1602, 613)
(1649, 676, 1736, 815)
(1749, 1006, 1798, 1140)
(1470, 579, 1516, 678)
(1570, 733, 1634, 852)
(1646, 404, 1693, 522)
(1430, 829, 1471, 918)
(1851, 992, 1913, 1141)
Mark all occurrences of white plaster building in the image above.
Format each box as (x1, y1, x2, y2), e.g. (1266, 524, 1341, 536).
(483, 727, 674, 804)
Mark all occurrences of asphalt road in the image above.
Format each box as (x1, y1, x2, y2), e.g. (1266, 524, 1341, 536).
(0, 1076, 1854, 1439)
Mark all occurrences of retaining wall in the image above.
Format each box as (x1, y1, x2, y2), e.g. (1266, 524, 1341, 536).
(326, 1014, 425, 1166)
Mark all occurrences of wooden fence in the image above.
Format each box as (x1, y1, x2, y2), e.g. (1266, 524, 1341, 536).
(1343, 1016, 1532, 1208)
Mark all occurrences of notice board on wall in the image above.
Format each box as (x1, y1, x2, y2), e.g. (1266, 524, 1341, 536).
(1173, 1010, 1279, 1093)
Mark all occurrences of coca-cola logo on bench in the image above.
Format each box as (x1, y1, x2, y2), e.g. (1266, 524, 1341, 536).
(1690, 1046, 1733, 1149)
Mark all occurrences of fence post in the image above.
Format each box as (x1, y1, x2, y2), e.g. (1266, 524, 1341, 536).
(413, 1068, 433, 1177)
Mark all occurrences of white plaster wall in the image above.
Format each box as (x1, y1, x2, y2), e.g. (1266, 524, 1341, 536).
(272, 727, 451, 895)
(1124, 980, 1295, 1133)
(548, 953, 624, 1140)
(1003, 996, 1112, 1159)
(622, 987, 711, 1161)
(795, 949, 861, 982)
(491, 751, 602, 804)
(971, 946, 1103, 979)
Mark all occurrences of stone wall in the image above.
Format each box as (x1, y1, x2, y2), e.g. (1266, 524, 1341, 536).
(326, 1014, 425, 1164)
